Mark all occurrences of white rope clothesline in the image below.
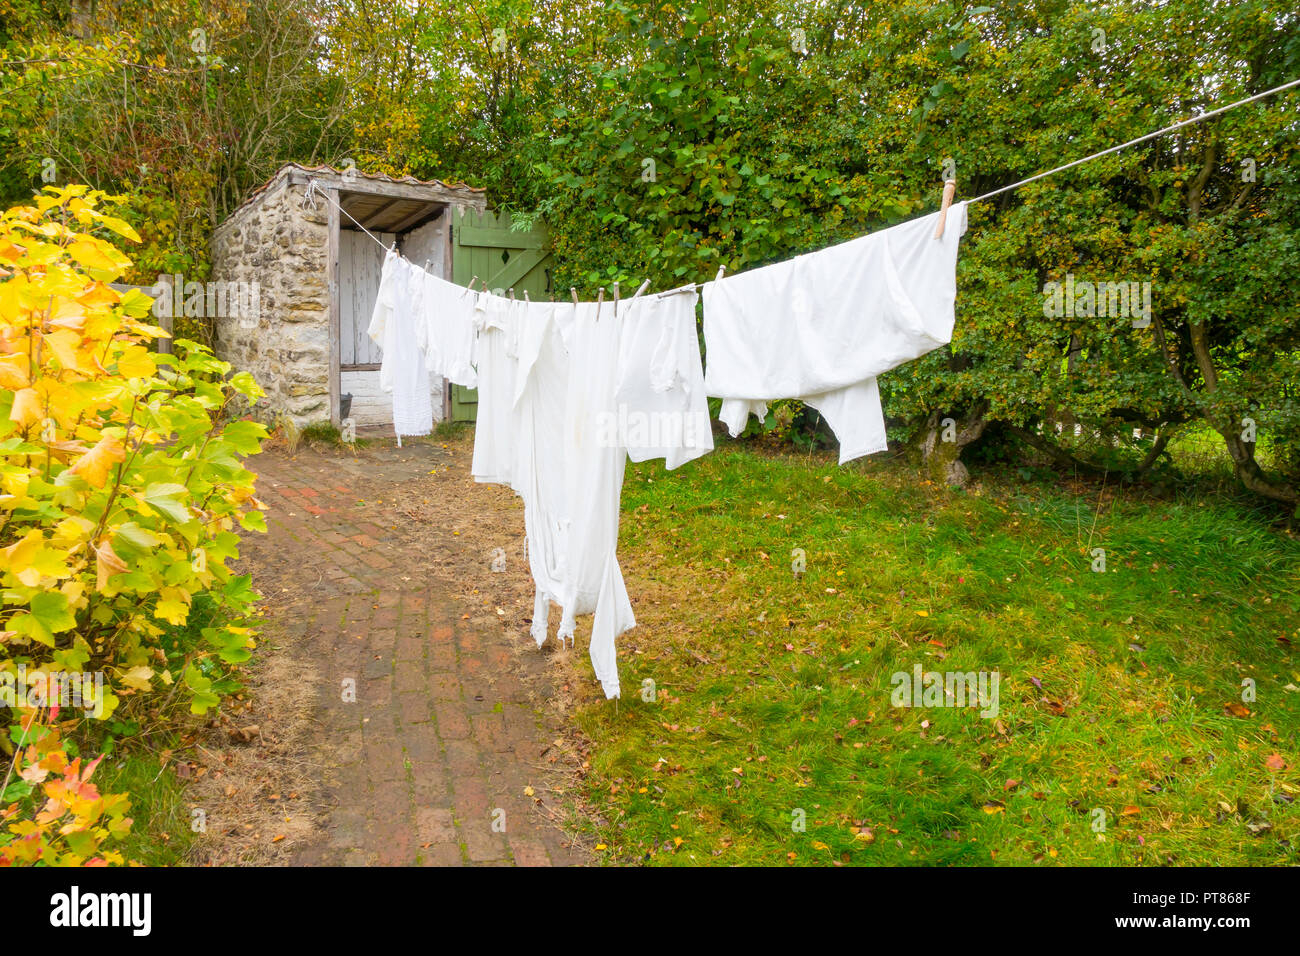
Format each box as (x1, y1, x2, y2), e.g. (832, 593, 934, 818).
(966, 76, 1300, 204)
(303, 75, 1300, 298)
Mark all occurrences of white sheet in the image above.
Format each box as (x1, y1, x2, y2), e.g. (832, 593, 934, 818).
(702, 202, 968, 463)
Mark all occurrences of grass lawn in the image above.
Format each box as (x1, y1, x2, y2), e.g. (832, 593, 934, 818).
(571, 444, 1300, 865)
(93, 747, 194, 866)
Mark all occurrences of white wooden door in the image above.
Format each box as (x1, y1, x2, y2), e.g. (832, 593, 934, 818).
(339, 229, 393, 367)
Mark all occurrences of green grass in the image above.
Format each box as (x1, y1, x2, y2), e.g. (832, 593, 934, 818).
(572, 444, 1300, 865)
(92, 746, 194, 866)
(434, 420, 474, 440)
(298, 422, 370, 448)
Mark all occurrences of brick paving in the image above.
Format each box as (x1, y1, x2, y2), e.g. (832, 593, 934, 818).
(241, 440, 585, 866)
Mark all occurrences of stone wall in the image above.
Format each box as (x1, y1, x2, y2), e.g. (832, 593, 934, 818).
(210, 175, 331, 427)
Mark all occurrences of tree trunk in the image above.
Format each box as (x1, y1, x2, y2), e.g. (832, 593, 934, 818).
(918, 403, 988, 487)
(69, 0, 94, 38)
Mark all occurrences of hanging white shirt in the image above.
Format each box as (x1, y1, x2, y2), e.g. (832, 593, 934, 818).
(614, 290, 713, 469)
(420, 271, 479, 389)
(367, 252, 433, 441)
(702, 203, 968, 463)
(469, 293, 518, 486)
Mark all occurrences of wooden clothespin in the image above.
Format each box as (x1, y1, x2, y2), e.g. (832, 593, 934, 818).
(933, 178, 957, 238)
(595, 286, 605, 321)
(509, 288, 515, 300)
(461, 274, 479, 298)
(523, 290, 531, 303)
(571, 287, 579, 306)
(613, 281, 620, 311)
(632, 279, 651, 300)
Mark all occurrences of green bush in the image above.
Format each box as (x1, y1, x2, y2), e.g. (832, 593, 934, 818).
(0, 186, 267, 726)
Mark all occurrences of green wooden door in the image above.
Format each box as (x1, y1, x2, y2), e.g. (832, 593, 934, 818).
(450, 209, 553, 422)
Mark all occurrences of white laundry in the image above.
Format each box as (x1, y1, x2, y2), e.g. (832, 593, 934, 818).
(509, 298, 573, 647)
(702, 202, 968, 463)
(556, 297, 634, 697)
(368, 252, 433, 442)
(451, 286, 713, 699)
(556, 292, 713, 698)
(419, 271, 480, 389)
(614, 291, 713, 470)
(468, 293, 519, 486)
(363, 203, 970, 700)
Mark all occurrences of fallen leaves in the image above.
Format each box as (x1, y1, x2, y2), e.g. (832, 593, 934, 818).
(226, 723, 261, 743)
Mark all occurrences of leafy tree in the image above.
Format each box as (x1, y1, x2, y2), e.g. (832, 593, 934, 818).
(0, 0, 352, 295)
(526, 0, 1300, 504)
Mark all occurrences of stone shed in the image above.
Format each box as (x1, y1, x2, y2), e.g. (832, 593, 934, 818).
(210, 163, 487, 428)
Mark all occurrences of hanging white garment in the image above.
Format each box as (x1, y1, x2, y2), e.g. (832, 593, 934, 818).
(702, 203, 968, 463)
(367, 252, 433, 442)
(509, 299, 573, 647)
(615, 291, 713, 469)
(557, 292, 713, 698)
(555, 298, 633, 698)
(469, 293, 518, 486)
(420, 271, 479, 389)
(454, 285, 713, 699)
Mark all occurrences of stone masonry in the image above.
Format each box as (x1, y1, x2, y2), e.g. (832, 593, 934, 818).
(210, 174, 332, 427)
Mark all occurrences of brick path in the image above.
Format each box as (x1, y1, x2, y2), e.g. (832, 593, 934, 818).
(241, 440, 585, 866)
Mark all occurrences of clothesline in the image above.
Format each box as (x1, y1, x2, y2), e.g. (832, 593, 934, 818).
(366, 190, 964, 698)
(354, 75, 1296, 701)
(966, 75, 1300, 203)
(305, 75, 1299, 298)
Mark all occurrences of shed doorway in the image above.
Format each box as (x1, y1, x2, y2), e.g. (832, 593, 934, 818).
(336, 190, 451, 429)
